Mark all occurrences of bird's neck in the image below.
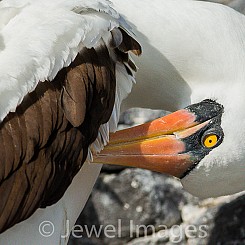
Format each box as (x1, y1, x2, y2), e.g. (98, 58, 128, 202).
(116, 0, 245, 112)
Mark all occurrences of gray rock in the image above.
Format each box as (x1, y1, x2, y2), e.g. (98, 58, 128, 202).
(127, 231, 169, 245)
(229, 0, 245, 14)
(69, 236, 99, 245)
(184, 205, 218, 245)
(119, 108, 167, 126)
(72, 169, 197, 245)
(208, 194, 245, 244)
(181, 194, 245, 245)
(127, 224, 188, 245)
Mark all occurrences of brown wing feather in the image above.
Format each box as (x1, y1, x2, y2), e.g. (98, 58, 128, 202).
(0, 28, 141, 233)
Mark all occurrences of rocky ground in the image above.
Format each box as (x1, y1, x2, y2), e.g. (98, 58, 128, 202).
(69, 1, 245, 244)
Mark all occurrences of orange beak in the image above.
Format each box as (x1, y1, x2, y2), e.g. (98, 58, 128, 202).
(93, 108, 210, 178)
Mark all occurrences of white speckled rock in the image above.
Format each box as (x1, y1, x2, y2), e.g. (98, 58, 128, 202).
(71, 169, 197, 244)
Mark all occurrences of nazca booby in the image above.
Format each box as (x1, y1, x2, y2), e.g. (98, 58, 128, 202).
(0, 0, 244, 244)
(109, 0, 245, 199)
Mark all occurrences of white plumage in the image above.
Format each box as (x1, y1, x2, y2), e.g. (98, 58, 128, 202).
(0, 0, 244, 244)
(0, 0, 119, 120)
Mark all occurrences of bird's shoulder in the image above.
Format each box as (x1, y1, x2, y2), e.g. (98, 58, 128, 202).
(0, 0, 141, 234)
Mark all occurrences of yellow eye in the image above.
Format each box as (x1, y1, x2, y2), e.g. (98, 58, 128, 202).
(203, 134, 218, 148)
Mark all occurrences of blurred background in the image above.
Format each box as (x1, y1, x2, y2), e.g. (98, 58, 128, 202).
(69, 1, 245, 244)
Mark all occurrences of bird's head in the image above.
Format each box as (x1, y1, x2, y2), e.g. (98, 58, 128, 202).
(94, 99, 245, 198)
